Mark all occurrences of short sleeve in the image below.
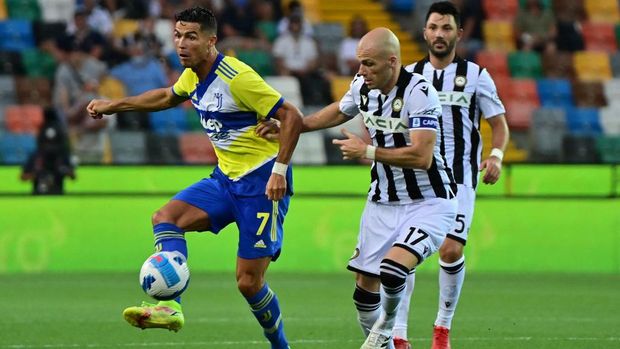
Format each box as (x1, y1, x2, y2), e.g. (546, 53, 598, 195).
(230, 70, 284, 119)
(407, 81, 442, 131)
(338, 77, 361, 118)
(172, 68, 198, 98)
(476, 69, 506, 119)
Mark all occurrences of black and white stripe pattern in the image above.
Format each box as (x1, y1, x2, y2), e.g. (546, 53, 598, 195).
(340, 67, 456, 204)
(353, 285, 381, 312)
(408, 57, 505, 189)
(379, 259, 409, 294)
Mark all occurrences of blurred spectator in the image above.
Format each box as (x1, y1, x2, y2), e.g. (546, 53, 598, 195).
(277, 0, 313, 37)
(554, 0, 585, 52)
(53, 36, 107, 127)
(82, 0, 114, 37)
(219, 0, 257, 39)
(514, 0, 556, 53)
(254, 0, 279, 44)
(109, 34, 168, 96)
(454, 0, 484, 61)
(67, 8, 109, 61)
(21, 113, 75, 195)
(273, 14, 331, 105)
(120, 18, 163, 58)
(338, 15, 368, 75)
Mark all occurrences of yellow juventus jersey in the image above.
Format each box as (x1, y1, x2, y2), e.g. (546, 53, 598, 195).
(172, 53, 283, 179)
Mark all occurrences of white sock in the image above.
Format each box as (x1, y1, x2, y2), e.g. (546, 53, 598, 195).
(393, 271, 415, 339)
(435, 256, 465, 329)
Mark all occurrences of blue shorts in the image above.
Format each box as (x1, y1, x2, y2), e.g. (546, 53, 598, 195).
(173, 163, 292, 261)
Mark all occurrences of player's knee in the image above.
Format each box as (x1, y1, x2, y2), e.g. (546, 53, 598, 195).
(379, 259, 408, 290)
(236, 272, 264, 297)
(439, 240, 464, 263)
(152, 208, 173, 226)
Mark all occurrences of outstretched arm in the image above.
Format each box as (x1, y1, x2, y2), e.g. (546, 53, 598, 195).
(87, 87, 186, 119)
(256, 101, 352, 139)
(480, 114, 509, 184)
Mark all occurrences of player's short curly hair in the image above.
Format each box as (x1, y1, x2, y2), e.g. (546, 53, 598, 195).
(425, 1, 461, 28)
(174, 6, 217, 34)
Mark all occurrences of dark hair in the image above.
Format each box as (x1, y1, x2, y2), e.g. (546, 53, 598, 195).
(174, 6, 217, 34)
(425, 1, 461, 28)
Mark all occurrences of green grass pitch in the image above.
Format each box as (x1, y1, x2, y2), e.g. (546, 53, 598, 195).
(1, 272, 618, 349)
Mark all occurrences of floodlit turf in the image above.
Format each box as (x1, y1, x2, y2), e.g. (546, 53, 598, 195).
(1, 272, 618, 349)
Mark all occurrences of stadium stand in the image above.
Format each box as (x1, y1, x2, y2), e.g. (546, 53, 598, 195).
(562, 134, 599, 163)
(584, 0, 619, 23)
(475, 50, 510, 79)
(109, 131, 147, 164)
(4, 104, 44, 134)
(178, 132, 217, 165)
(508, 51, 543, 78)
(529, 108, 566, 162)
(573, 51, 612, 81)
(146, 133, 182, 165)
(482, 20, 515, 51)
(482, 0, 519, 20)
(0, 0, 618, 166)
(0, 132, 36, 164)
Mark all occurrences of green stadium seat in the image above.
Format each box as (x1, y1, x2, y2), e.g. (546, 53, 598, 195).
(184, 106, 203, 132)
(508, 51, 542, 78)
(6, 0, 40, 20)
(21, 48, 56, 80)
(596, 136, 620, 163)
(235, 49, 274, 77)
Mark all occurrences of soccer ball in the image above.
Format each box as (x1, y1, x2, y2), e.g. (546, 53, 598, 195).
(139, 251, 190, 301)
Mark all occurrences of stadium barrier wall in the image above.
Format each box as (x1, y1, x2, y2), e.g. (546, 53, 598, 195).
(0, 165, 618, 274)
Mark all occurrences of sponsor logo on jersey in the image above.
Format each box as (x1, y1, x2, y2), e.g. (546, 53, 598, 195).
(254, 239, 267, 248)
(410, 116, 438, 129)
(201, 115, 230, 140)
(362, 111, 408, 133)
(437, 91, 472, 107)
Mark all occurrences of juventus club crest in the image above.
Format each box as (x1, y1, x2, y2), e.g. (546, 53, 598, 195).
(454, 75, 467, 87)
(392, 97, 403, 112)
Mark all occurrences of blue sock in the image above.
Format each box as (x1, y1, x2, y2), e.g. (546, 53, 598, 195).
(245, 283, 289, 349)
(153, 223, 187, 258)
(153, 223, 187, 303)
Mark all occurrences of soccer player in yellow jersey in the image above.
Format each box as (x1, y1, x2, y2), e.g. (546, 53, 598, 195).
(87, 7, 302, 349)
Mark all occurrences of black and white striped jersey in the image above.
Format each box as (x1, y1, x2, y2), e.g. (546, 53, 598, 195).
(339, 67, 456, 205)
(407, 57, 505, 189)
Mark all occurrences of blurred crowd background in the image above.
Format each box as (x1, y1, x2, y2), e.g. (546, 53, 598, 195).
(1, 0, 620, 182)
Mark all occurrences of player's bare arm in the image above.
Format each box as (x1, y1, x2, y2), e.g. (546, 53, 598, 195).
(480, 114, 509, 184)
(87, 87, 186, 119)
(265, 100, 303, 201)
(333, 129, 436, 169)
(255, 101, 351, 138)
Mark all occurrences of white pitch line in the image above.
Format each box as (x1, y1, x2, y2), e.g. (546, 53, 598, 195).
(2, 337, 620, 348)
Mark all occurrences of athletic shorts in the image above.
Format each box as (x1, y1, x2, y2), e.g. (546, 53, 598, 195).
(446, 184, 476, 245)
(173, 164, 291, 261)
(347, 197, 457, 277)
